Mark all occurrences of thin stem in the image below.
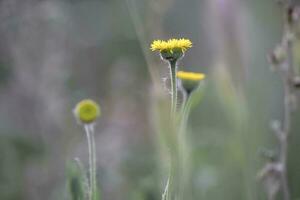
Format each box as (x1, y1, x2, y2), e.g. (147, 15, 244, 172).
(275, 73, 291, 200)
(169, 60, 178, 116)
(161, 60, 178, 200)
(180, 94, 193, 133)
(74, 157, 90, 199)
(265, 2, 293, 199)
(177, 93, 193, 199)
(84, 124, 97, 200)
(162, 155, 177, 200)
(162, 169, 170, 200)
(279, 59, 291, 200)
(84, 125, 93, 200)
(90, 125, 97, 200)
(279, 8, 294, 197)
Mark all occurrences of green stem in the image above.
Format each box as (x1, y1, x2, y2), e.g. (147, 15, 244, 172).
(169, 60, 178, 116)
(84, 125, 97, 200)
(180, 94, 193, 133)
(166, 60, 179, 200)
(178, 93, 193, 199)
(162, 169, 171, 200)
(90, 125, 97, 200)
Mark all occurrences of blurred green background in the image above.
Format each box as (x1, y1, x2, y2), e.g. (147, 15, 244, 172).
(0, 0, 299, 199)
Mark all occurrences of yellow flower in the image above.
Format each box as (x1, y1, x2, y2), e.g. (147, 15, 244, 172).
(177, 71, 206, 94)
(150, 38, 192, 52)
(74, 99, 101, 124)
(150, 40, 169, 51)
(177, 71, 206, 81)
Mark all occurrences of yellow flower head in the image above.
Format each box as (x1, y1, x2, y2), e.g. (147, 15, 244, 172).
(150, 38, 192, 53)
(150, 40, 169, 51)
(74, 99, 101, 124)
(177, 71, 206, 94)
(177, 71, 206, 81)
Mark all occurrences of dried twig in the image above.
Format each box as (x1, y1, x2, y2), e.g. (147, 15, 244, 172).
(259, 1, 300, 199)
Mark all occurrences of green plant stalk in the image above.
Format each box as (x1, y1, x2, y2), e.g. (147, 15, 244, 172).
(68, 159, 86, 200)
(90, 125, 97, 200)
(75, 157, 90, 199)
(169, 60, 178, 116)
(178, 92, 193, 199)
(84, 125, 97, 200)
(162, 175, 170, 200)
(161, 60, 179, 200)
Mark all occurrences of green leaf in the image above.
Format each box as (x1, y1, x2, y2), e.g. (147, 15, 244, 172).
(67, 159, 87, 200)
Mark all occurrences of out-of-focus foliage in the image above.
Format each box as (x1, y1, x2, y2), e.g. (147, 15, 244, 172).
(67, 160, 86, 200)
(0, 135, 43, 200)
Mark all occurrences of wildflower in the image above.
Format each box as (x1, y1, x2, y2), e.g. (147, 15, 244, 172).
(177, 71, 206, 94)
(150, 38, 192, 114)
(151, 38, 192, 53)
(74, 99, 101, 124)
(150, 40, 169, 52)
(73, 99, 101, 200)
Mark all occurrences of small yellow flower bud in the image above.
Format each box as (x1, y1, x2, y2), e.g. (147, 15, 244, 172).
(74, 99, 101, 124)
(177, 71, 206, 94)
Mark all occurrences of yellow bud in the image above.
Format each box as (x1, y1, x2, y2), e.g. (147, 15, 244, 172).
(74, 99, 101, 124)
(177, 71, 206, 94)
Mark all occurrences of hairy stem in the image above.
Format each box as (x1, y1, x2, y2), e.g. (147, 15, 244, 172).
(84, 124, 97, 200)
(162, 60, 178, 200)
(90, 125, 97, 200)
(162, 174, 170, 200)
(169, 60, 178, 116)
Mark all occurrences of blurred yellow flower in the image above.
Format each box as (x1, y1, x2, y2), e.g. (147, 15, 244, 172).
(74, 99, 101, 124)
(150, 38, 192, 52)
(177, 71, 206, 81)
